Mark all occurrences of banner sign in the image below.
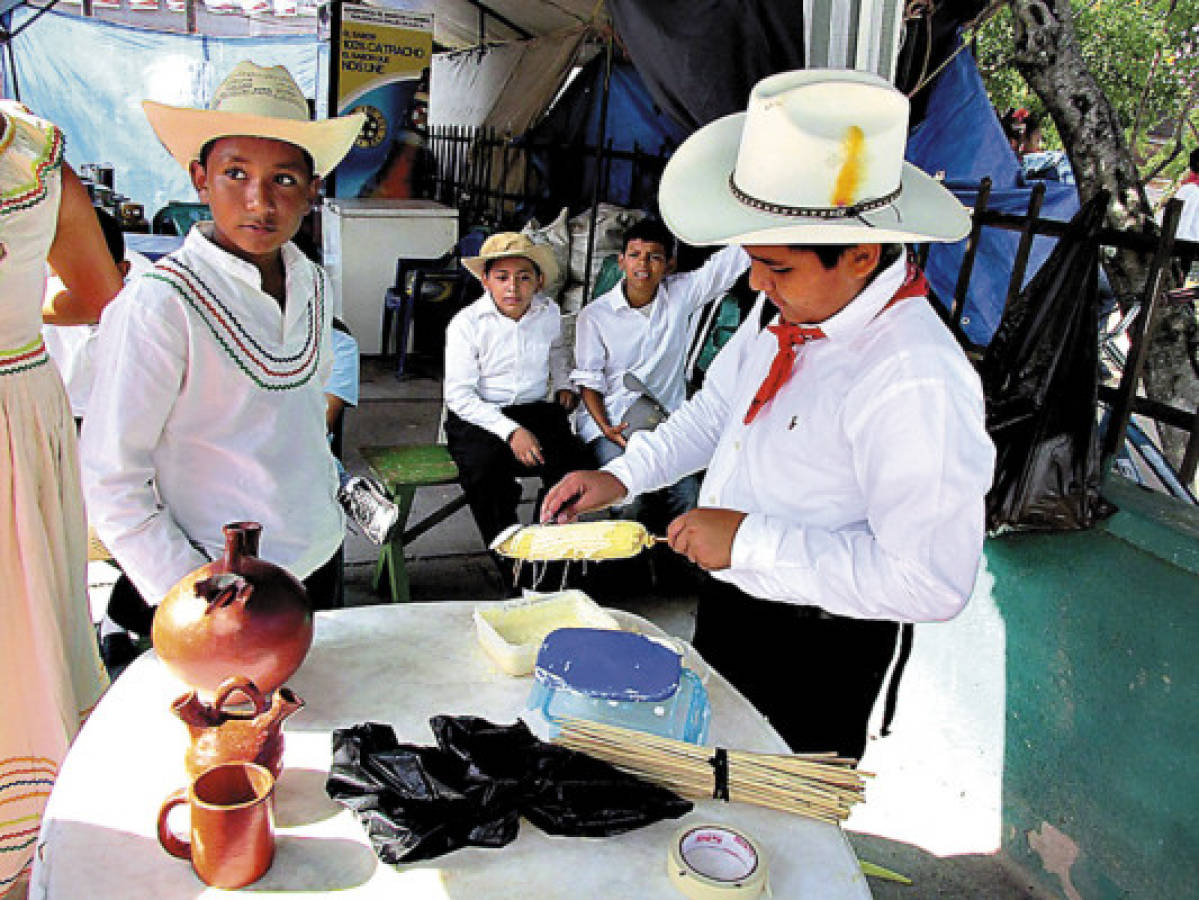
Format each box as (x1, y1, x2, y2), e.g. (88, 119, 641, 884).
(329, 3, 433, 198)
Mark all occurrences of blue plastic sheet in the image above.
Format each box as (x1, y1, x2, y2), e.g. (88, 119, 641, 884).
(906, 46, 1079, 346)
(527, 57, 688, 215)
(4, 8, 323, 217)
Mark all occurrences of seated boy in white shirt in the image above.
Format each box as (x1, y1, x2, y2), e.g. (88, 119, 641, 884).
(83, 62, 365, 615)
(572, 218, 748, 532)
(443, 233, 586, 554)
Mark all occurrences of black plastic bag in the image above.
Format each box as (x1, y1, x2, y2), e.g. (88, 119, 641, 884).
(326, 716, 691, 864)
(980, 192, 1116, 532)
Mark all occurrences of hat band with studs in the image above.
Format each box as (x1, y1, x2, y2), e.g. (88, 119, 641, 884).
(729, 174, 902, 221)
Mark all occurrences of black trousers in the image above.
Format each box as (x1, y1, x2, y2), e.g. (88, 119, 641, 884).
(692, 578, 900, 761)
(445, 402, 587, 546)
(107, 546, 345, 635)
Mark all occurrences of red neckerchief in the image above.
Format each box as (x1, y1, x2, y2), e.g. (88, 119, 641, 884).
(1183, 172, 1199, 188)
(743, 261, 930, 425)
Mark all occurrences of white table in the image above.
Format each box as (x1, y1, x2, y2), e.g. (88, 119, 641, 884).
(32, 603, 871, 898)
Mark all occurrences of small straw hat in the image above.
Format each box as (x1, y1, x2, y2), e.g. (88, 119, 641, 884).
(462, 232, 559, 287)
(659, 68, 970, 246)
(143, 61, 365, 178)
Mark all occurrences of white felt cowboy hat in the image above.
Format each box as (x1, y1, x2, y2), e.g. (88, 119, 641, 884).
(463, 232, 560, 288)
(143, 61, 365, 178)
(659, 68, 970, 245)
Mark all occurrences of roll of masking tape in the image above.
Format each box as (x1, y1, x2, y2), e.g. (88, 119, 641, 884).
(667, 824, 768, 899)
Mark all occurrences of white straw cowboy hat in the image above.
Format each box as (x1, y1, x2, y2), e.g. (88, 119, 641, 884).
(143, 61, 365, 178)
(659, 68, 970, 246)
(463, 232, 559, 288)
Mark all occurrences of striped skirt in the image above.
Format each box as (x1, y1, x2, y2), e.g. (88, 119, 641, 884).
(0, 340, 107, 897)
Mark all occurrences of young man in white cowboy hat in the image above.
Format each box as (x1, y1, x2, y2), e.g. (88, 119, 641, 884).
(444, 232, 586, 565)
(543, 69, 996, 760)
(82, 61, 365, 612)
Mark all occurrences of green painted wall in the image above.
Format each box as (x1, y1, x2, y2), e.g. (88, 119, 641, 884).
(985, 476, 1198, 898)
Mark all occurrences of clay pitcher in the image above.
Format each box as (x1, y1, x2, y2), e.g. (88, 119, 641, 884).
(152, 522, 314, 696)
(172, 675, 305, 779)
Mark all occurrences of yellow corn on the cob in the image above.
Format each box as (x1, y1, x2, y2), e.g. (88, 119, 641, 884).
(491, 521, 654, 561)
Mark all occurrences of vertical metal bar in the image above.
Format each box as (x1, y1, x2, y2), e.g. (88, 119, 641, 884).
(809, 0, 832, 67)
(878, 0, 903, 80)
(323, 0, 343, 196)
(847, 0, 862, 70)
(498, 132, 512, 225)
(1180, 406, 1199, 485)
(1102, 198, 1183, 462)
(1003, 181, 1046, 307)
(603, 137, 614, 206)
(951, 176, 991, 326)
(453, 125, 462, 209)
(581, 34, 614, 306)
(523, 138, 533, 207)
(473, 128, 482, 221)
(630, 142, 642, 210)
(5, 21, 21, 102)
(486, 128, 495, 221)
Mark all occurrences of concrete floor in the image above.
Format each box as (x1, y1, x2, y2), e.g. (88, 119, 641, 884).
(88, 353, 1048, 898)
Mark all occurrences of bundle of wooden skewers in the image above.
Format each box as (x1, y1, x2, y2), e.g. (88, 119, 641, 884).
(554, 718, 869, 825)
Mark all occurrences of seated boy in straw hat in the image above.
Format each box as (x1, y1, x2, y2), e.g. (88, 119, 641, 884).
(82, 61, 365, 611)
(444, 232, 586, 566)
(544, 70, 995, 761)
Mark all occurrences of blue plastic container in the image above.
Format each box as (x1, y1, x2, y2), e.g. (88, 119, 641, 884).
(527, 628, 710, 744)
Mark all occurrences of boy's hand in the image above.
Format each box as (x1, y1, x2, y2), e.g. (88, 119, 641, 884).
(666, 508, 748, 571)
(556, 389, 580, 412)
(541, 471, 628, 523)
(601, 421, 630, 449)
(509, 427, 544, 468)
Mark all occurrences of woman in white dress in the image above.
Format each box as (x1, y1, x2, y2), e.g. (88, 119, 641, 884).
(0, 102, 122, 898)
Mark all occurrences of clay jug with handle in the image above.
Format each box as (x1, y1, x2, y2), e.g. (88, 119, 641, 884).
(172, 675, 305, 779)
(152, 522, 314, 697)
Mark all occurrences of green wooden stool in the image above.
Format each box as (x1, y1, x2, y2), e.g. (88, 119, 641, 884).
(361, 444, 468, 603)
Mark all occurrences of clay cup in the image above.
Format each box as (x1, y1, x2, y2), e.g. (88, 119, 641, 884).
(157, 761, 276, 888)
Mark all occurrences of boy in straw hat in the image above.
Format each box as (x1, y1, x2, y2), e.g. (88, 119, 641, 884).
(82, 62, 365, 611)
(445, 232, 585, 566)
(543, 70, 995, 760)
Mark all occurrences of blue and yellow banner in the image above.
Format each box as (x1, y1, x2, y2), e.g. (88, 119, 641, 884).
(330, 4, 433, 198)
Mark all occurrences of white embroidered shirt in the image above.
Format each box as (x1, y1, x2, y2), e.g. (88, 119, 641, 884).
(82, 225, 342, 603)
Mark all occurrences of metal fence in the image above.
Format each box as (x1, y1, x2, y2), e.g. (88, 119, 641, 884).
(944, 179, 1199, 494)
(425, 124, 673, 230)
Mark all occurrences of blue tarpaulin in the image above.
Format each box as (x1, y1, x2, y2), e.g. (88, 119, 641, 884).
(905, 45, 1079, 345)
(526, 56, 688, 218)
(3, 7, 323, 217)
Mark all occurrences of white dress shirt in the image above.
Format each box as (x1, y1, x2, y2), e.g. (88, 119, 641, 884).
(444, 292, 572, 440)
(606, 255, 996, 623)
(571, 245, 748, 444)
(1177, 182, 1199, 244)
(82, 225, 342, 604)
